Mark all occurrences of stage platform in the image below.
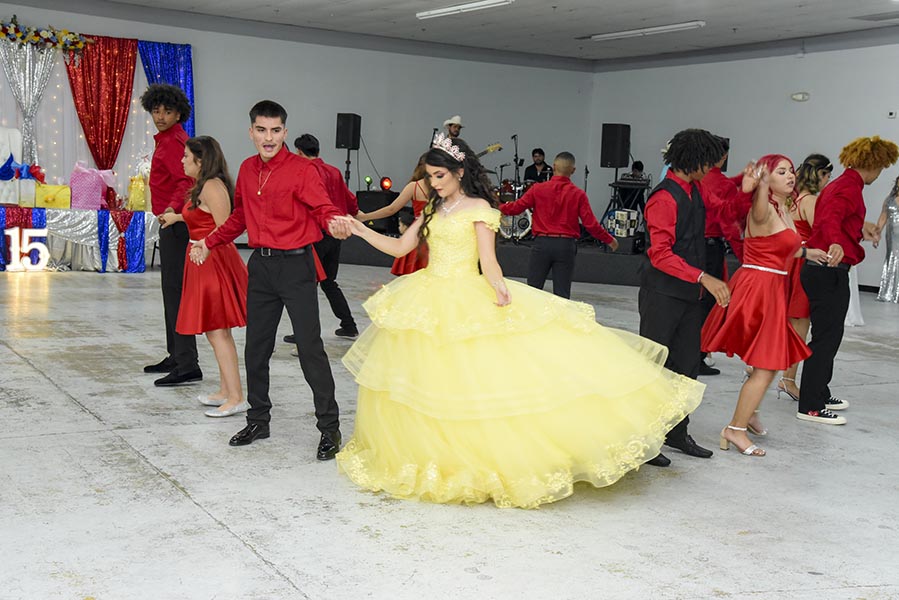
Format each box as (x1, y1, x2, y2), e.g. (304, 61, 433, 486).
(340, 237, 646, 286)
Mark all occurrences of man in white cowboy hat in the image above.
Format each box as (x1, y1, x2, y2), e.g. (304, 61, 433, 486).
(443, 115, 463, 139)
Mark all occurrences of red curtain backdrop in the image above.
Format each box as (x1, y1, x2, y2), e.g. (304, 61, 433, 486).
(65, 35, 138, 204)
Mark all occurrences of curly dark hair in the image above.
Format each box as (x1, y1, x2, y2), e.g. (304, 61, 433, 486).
(663, 128, 724, 174)
(184, 136, 234, 211)
(419, 137, 496, 241)
(794, 153, 833, 195)
(139, 84, 191, 122)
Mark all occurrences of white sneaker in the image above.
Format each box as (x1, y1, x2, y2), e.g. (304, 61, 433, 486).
(796, 408, 846, 425)
(205, 401, 249, 418)
(825, 396, 849, 411)
(703, 355, 716, 368)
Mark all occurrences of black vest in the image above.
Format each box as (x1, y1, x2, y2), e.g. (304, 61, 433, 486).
(641, 177, 706, 300)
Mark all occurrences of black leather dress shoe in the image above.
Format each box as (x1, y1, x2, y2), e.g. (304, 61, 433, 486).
(229, 423, 270, 446)
(154, 368, 203, 387)
(317, 430, 342, 460)
(646, 453, 671, 467)
(665, 435, 713, 458)
(698, 362, 721, 376)
(283, 334, 296, 344)
(144, 356, 175, 374)
(335, 327, 358, 338)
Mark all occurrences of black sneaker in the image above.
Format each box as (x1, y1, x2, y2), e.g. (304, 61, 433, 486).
(335, 327, 359, 338)
(698, 362, 720, 376)
(825, 396, 849, 411)
(796, 408, 847, 425)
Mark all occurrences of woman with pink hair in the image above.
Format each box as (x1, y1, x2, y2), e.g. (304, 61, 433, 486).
(701, 154, 829, 456)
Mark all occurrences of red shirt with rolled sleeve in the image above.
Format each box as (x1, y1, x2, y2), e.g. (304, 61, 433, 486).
(205, 145, 340, 250)
(499, 175, 614, 244)
(806, 168, 867, 266)
(700, 167, 751, 260)
(149, 123, 193, 216)
(644, 171, 704, 283)
(311, 157, 359, 216)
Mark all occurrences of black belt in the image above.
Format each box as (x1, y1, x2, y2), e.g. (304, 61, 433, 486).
(806, 259, 849, 271)
(705, 237, 726, 245)
(256, 246, 308, 257)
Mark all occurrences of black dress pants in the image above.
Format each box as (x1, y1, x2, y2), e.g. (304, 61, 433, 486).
(799, 263, 850, 413)
(638, 287, 703, 443)
(313, 235, 356, 331)
(157, 222, 198, 374)
(244, 249, 339, 434)
(527, 236, 577, 299)
(699, 238, 726, 358)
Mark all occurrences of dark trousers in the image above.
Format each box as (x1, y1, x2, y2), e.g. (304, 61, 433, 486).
(313, 235, 356, 331)
(157, 222, 198, 374)
(527, 236, 577, 299)
(799, 263, 850, 413)
(244, 249, 339, 433)
(700, 238, 726, 356)
(638, 287, 703, 443)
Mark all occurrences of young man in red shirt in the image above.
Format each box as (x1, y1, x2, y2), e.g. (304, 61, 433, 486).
(500, 152, 618, 299)
(639, 129, 729, 467)
(191, 101, 351, 460)
(799, 136, 898, 425)
(140, 84, 201, 387)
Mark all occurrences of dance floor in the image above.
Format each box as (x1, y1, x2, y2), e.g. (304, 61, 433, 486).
(2, 257, 897, 599)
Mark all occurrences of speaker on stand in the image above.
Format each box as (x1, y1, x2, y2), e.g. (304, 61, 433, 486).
(336, 113, 361, 185)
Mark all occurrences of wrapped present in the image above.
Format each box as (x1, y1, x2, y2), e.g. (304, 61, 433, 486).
(70, 160, 116, 210)
(127, 176, 147, 211)
(35, 183, 72, 209)
(18, 179, 36, 207)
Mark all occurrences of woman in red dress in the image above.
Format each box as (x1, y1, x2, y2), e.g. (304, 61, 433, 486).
(160, 136, 249, 417)
(702, 155, 828, 456)
(357, 154, 431, 275)
(779, 154, 833, 401)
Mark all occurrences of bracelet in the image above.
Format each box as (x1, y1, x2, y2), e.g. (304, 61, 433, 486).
(801, 247, 807, 258)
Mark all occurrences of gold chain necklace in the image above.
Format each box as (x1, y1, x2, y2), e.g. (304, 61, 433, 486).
(257, 166, 275, 196)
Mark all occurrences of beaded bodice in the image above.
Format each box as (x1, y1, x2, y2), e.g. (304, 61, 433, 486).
(423, 206, 501, 277)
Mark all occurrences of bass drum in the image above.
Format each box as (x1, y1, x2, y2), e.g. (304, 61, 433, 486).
(499, 208, 532, 240)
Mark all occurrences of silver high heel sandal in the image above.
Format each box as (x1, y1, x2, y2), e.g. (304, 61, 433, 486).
(747, 410, 767, 436)
(776, 377, 800, 401)
(719, 425, 766, 456)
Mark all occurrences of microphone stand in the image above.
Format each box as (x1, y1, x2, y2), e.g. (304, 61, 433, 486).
(583, 165, 589, 192)
(511, 134, 521, 189)
(429, 128, 438, 147)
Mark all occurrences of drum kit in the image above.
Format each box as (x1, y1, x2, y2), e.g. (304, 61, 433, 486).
(495, 179, 533, 241)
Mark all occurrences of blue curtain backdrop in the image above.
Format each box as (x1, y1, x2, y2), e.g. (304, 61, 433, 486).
(138, 41, 196, 136)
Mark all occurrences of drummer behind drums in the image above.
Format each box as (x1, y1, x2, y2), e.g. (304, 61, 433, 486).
(500, 152, 619, 299)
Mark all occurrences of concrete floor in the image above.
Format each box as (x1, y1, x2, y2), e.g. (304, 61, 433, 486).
(2, 256, 898, 600)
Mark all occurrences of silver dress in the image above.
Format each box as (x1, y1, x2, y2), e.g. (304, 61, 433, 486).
(877, 197, 899, 302)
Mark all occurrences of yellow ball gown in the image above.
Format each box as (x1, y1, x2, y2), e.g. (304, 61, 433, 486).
(336, 206, 704, 508)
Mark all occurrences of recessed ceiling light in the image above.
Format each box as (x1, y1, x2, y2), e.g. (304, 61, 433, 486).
(588, 20, 706, 42)
(416, 0, 515, 21)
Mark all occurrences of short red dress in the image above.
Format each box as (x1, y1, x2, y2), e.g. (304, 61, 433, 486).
(391, 183, 430, 276)
(701, 218, 811, 371)
(786, 194, 813, 319)
(176, 205, 248, 335)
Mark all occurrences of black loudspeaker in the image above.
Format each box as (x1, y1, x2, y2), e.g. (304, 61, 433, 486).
(720, 137, 730, 172)
(357, 190, 399, 235)
(336, 113, 361, 150)
(600, 123, 631, 168)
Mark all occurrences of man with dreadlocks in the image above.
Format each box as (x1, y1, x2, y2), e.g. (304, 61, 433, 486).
(798, 136, 898, 425)
(639, 128, 729, 467)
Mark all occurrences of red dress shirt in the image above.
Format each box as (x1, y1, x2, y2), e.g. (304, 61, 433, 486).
(311, 157, 359, 216)
(699, 167, 752, 261)
(205, 145, 340, 250)
(150, 123, 193, 216)
(806, 168, 867, 266)
(499, 175, 613, 243)
(644, 170, 704, 283)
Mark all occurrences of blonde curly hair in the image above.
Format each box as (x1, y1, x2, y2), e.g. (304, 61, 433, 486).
(838, 136, 899, 170)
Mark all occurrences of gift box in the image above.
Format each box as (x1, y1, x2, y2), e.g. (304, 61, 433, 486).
(127, 176, 147, 211)
(70, 161, 116, 210)
(35, 183, 72, 209)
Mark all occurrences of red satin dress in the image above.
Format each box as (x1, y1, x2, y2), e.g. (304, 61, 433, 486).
(701, 215, 811, 371)
(786, 194, 814, 319)
(176, 206, 248, 335)
(391, 182, 430, 276)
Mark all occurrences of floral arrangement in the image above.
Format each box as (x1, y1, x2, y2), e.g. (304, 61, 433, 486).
(1, 15, 92, 64)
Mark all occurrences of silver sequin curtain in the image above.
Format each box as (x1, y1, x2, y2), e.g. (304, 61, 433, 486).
(0, 40, 57, 165)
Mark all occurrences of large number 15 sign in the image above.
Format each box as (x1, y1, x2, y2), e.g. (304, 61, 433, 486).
(4, 227, 50, 272)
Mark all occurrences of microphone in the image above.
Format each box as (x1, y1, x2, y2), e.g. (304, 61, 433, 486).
(499, 162, 511, 168)
(511, 134, 518, 140)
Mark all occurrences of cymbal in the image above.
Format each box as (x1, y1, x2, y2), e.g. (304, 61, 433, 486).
(484, 169, 497, 175)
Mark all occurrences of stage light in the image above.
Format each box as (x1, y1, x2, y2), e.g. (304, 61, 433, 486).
(380, 177, 393, 191)
(364, 175, 373, 191)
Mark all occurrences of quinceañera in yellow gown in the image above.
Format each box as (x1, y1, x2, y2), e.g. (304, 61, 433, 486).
(336, 206, 705, 508)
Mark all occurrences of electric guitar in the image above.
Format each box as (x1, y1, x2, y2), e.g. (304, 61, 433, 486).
(476, 143, 503, 158)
